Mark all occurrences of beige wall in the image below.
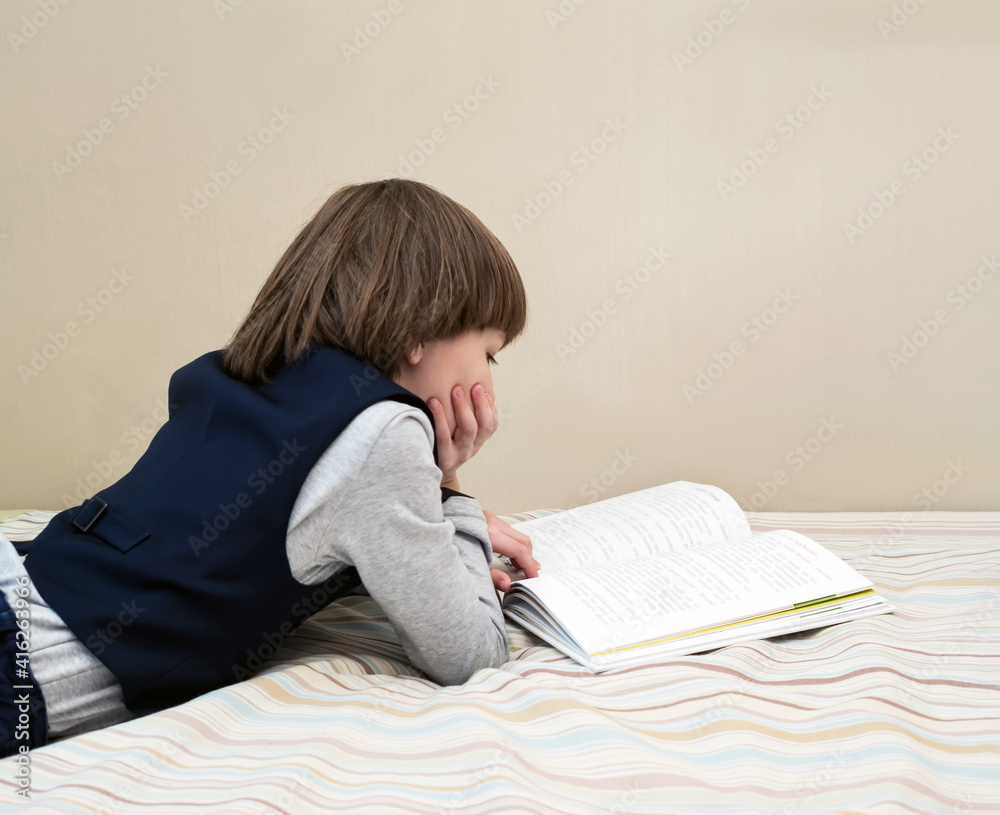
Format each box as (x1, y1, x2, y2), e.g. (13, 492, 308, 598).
(2, 0, 998, 512)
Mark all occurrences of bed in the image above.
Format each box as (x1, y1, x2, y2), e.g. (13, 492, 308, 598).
(1, 508, 998, 813)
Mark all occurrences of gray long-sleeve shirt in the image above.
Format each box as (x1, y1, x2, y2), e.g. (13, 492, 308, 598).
(1, 400, 509, 738)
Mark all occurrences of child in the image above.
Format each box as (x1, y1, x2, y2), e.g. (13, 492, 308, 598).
(0, 178, 539, 757)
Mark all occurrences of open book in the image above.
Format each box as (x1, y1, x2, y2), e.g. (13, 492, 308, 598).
(495, 481, 893, 672)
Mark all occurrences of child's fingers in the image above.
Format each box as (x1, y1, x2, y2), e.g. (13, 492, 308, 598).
(450, 385, 478, 449)
(511, 544, 541, 578)
(470, 385, 496, 446)
(504, 524, 533, 550)
(427, 397, 456, 464)
(497, 538, 540, 579)
(487, 511, 532, 552)
(489, 391, 499, 430)
(435, 383, 495, 478)
(484, 511, 540, 579)
(427, 397, 451, 443)
(490, 567, 512, 594)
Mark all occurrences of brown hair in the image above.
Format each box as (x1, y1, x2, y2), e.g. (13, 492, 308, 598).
(222, 178, 527, 384)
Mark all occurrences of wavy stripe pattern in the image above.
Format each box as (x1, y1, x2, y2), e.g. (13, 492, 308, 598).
(1, 509, 998, 813)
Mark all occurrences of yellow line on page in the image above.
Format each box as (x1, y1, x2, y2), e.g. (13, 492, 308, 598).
(592, 588, 876, 656)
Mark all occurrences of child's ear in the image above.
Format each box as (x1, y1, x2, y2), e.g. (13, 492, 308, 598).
(404, 343, 425, 366)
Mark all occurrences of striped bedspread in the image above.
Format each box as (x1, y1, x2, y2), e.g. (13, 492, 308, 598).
(1, 509, 998, 813)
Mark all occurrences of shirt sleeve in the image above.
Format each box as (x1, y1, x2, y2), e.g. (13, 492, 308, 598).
(292, 405, 509, 685)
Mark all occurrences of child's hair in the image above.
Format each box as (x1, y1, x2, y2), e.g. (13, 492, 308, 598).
(223, 178, 527, 384)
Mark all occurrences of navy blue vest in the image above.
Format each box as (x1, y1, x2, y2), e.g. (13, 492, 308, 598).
(23, 346, 433, 716)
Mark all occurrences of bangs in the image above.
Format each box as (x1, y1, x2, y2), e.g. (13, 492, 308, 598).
(427, 199, 527, 348)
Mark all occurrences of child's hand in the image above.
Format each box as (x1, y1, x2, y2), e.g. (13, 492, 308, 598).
(429, 383, 498, 487)
(483, 509, 540, 593)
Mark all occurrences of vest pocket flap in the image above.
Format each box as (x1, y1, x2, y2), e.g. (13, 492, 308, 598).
(85, 506, 151, 553)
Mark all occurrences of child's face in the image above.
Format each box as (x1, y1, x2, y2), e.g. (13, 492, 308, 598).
(394, 328, 504, 436)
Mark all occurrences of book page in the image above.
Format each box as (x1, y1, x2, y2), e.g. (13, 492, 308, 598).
(506, 529, 872, 655)
(510, 481, 750, 574)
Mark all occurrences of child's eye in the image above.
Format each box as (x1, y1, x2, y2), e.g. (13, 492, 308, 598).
(487, 354, 498, 366)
